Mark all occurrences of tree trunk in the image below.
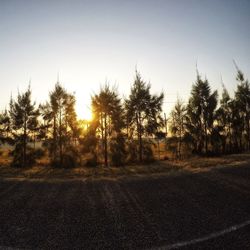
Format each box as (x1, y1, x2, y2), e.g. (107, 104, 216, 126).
(59, 107, 62, 166)
(228, 122, 232, 153)
(104, 113, 108, 167)
(178, 135, 182, 159)
(239, 131, 242, 152)
(178, 118, 183, 159)
(23, 113, 27, 167)
(247, 115, 250, 150)
(53, 114, 56, 162)
(205, 122, 208, 155)
(157, 139, 160, 160)
(136, 112, 143, 162)
(33, 131, 36, 150)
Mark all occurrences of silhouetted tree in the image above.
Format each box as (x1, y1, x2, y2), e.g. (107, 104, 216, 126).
(2, 62, 250, 166)
(234, 67, 250, 150)
(186, 72, 218, 155)
(169, 98, 186, 159)
(0, 109, 11, 144)
(41, 82, 79, 167)
(9, 86, 39, 167)
(125, 70, 164, 162)
(80, 119, 99, 166)
(215, 85, 232, 153)
(92, 84, 125, 166)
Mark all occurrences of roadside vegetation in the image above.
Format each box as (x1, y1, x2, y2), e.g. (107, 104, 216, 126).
(0, 153, 249, 180)
(0, 64, 250, 168)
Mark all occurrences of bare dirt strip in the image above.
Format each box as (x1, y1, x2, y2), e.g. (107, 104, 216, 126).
(0, 162, 250, 249)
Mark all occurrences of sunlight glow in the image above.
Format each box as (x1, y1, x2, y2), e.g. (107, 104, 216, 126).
(76, 102, 92, 121)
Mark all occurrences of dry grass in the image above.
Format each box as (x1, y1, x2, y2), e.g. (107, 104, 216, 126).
(0, 148, 11, 166)
(180, 153, 250, 172)
(0, 162, 178, 181)
(0, 152, 249, 181)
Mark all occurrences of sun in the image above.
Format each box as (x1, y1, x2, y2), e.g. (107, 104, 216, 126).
(76, 103, 92, 121)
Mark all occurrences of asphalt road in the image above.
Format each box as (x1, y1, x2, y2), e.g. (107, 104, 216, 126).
(0, 164, 250, 249)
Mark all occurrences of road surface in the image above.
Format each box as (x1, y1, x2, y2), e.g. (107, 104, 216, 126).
(0, 163, 250, 249)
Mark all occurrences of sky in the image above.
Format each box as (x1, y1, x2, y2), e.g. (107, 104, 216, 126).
(0, 0, 250, 119)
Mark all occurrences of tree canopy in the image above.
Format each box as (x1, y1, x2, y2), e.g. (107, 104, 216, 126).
(0, 66, 250, 167)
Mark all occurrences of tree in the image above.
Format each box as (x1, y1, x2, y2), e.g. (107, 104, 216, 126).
(234, 67, 250, 150)
(80, 119, 99, 166)
(169, 98, 186, 159)
(91, 84, 125, 166)
(0, 109, 11, 144)
(186, 72, 218, 154)
(125, 70, 164, 162)
(41, 82, 79, 167)
(9, 86, 39, 167)
(215, 84, 232, 153)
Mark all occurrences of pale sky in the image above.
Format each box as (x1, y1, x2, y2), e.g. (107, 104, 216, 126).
(0, 0, 250, 119)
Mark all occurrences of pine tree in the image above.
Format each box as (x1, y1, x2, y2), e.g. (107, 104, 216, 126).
(216, 85, 232, 153)
(125, 70, 164, 162)
(169, 98, 186, 159)
(91, 84, 125, 166)
(41, 82, 79, 167)
(0, 109, 11, 144)
(234, 68, 250, 150)
(9, 86, 39, 167)
(186, 72, 218, 155)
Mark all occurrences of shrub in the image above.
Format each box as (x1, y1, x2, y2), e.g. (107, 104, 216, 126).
(109, 133, 126, 167)
(126, 139, 138, 163)
(63, 146, 80, 168)
(34, 148, 45, 159)
(85, 153, 98, 167)
(10, 143, 37, 168)
(142, 141, 155, 163)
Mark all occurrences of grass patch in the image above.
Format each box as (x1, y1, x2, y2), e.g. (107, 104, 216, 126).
(0, 153, 249, 181)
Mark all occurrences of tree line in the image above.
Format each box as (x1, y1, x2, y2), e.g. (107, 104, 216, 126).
(170, 66, 250, 159)
(0, 66, 249, 168)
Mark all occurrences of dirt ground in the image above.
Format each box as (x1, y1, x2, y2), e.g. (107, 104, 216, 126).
(0, 154, 250, 249)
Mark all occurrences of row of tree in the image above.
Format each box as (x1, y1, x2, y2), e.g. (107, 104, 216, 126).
(0, 71, 164, 167)
(0, 67, 249, 167)
(170, 67, 250, 158)
(0, 84, 80, 167)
